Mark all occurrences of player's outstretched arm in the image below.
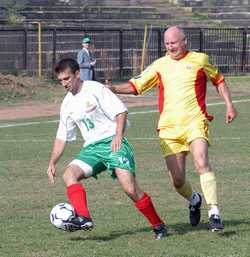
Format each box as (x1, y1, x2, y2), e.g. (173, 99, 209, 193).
(47, 139, 66, 184)
(217, 81, 237, 123)
(108, 82, 136, 95)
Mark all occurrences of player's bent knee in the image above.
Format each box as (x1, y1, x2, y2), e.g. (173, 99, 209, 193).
(68, 159, 93, 178)
(63, 167, 76, 185)
(63, 160, 93, 186)
(194, 159, 210, 173)
(173, 178, 185, 188)
(124, 187, 138, 200)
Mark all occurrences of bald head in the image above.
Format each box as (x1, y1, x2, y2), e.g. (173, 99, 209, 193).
(164, 26, 186, 41)
(164, 26, 188, 60)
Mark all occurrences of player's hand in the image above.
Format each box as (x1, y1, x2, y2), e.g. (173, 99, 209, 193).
(105, 81, 115, 93)
(47, 163, 56, 184)
(90, 60, 96, 66)
(105, 79, 112, 86)
(111, 135, 122, 152)
(226, 105, 237, 123)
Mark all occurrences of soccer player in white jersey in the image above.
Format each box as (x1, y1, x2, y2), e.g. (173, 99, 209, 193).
(46, 58, 166, 240)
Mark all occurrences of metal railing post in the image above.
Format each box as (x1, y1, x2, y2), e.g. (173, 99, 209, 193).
(52, 28, 57, 79)
(199, 28, 203, 52)
(119, 30, 123, 79)
(158, 28, 162, 58)
(23, 29, 27, 70)
(241, 28, 247, 73)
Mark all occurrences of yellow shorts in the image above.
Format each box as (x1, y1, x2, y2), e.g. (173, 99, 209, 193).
(159, 120, 209, 157)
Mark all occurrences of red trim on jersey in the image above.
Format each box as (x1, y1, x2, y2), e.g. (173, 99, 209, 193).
(128, 80, 139, 95)
(195, 68, 214, 121)
(211, 75, 225, 86)
(157, 72, 164, 113)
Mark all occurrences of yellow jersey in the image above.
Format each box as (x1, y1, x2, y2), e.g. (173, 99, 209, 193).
(129, 51, 224, 129)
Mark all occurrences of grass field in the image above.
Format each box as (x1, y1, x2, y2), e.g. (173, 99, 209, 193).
(0, 92, 250, 256)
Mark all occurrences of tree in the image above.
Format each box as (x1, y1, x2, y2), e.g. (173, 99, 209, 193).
(2, 0, 26, 25)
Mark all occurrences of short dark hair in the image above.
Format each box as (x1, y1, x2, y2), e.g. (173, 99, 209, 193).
(54, 58, 79, 74)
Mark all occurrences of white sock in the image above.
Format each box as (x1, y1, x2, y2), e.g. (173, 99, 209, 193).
(189, 192, 200, 206)
(208, 205, 220, 218)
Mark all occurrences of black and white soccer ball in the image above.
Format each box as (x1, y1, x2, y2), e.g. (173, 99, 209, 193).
(50, 202, 75, 230)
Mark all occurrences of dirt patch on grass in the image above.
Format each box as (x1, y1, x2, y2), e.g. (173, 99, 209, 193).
(0, 73, 49, 101)
(0, 75, 249, 121)
(0, 95, 158, 121)
(0, 75, 159, 121)
(0, 101, 60, 121)
(0, 73, 61, 121)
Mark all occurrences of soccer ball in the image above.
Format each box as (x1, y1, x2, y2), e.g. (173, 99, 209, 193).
(50, 202, 75, 230)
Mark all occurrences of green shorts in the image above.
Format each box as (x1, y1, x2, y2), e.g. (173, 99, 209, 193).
(75, 136, 135, 179)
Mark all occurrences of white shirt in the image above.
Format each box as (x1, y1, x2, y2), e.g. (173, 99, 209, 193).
(56, 81, 128, 146)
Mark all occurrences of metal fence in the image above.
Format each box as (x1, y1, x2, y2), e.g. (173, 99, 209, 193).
(0, 26, 249, 80)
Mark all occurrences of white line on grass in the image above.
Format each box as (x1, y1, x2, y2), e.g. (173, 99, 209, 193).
(0, 98, 249, 129)
(129, 137, 242, 141)
(0, 119, 58, 128)
(129, 98, 250, 115)
(0, 139, 53, 142)
(0, 137, 242, 143)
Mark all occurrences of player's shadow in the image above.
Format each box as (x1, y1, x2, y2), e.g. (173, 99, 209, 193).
(168, 222, 236, 237)
(223, 218, 250, 228)
(217, 219, 250, 237)
(69, 222, 209, 241)
(167, 221, 208, 236)
(169, 218, 250, 237)
(70, 218, 250, 241)
(70, 227, 151, 242)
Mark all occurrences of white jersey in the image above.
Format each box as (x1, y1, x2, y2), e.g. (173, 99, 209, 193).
(56, 81, 128, 146)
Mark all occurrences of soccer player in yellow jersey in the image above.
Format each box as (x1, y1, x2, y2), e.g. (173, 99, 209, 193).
(108, 26, 237, 232)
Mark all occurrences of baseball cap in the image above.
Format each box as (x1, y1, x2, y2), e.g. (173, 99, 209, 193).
(82, 36, 91, 44)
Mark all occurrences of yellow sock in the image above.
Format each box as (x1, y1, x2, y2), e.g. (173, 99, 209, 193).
(176, 181, 193, 200)
(200, 172, 218, 205)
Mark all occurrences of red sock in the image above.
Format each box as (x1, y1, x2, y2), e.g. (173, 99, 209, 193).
(134, 192, 164, 228)
(66, 183, 91, 218)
